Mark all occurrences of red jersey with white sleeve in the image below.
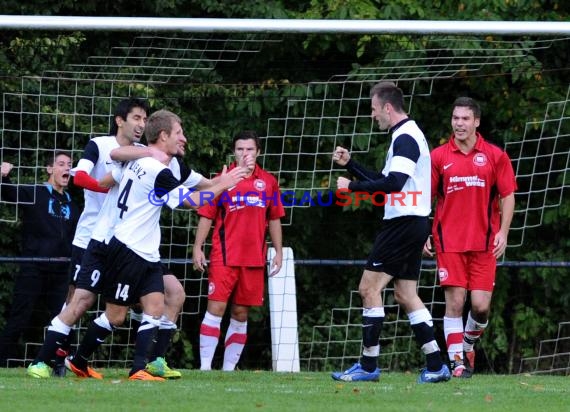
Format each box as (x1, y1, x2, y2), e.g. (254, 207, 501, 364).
(197, 163, 285, 267)
(431, 133, 517, 253)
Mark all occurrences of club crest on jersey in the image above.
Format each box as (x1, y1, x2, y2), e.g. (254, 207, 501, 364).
(438, 268, 449, 282)
(208, 281, 215, 296)
(473, 153, 487, 166)
(254, 179, 266, 191)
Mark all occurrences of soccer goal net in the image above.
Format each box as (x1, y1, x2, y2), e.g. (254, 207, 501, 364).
(0, 18, 569, 375)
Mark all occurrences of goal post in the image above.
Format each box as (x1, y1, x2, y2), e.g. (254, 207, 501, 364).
(267, 247, 300, 372)
(1, 15, 570, 35)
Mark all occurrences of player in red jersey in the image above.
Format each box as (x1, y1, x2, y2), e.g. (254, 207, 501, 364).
(425, 97, 516, 378)
(193, 130, 285, 371)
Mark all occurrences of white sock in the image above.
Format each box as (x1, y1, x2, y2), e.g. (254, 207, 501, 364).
(464, 311, 488, 352)
(48, 316, 72, 335)
(444, 316, 464, 366)
(199, 312, 222, 370)
(222, 318, 247, 371)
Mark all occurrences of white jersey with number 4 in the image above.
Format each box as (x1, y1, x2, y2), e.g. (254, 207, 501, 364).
(112, 157, 193, 262)
(90, 156, 203, 244)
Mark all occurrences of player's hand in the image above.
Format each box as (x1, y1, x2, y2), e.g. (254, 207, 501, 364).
(192, 248, 207, 272)
(423, 236, 434, 257)
(269, 254, 282, 277)
(238, 153, 256, 172)
(219, 164, 246, 189)
(243, 154, 256, 172)
(1, 162, 14, 177)
(493, 230, 508, 259)
(333, 146, 350, 166)
(336, 176, 351, 190)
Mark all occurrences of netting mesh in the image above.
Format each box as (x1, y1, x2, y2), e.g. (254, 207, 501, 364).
(44, 34, 280, 83)
(507, 86, 570, 246)
(519, 321, 570, 375)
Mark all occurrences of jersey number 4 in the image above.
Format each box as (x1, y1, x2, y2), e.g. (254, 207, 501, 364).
(117, 178, 133, 219)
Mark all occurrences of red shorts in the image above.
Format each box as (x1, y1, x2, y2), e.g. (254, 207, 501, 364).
(207, 266, 265, 306)
(436, 251, 497, 292)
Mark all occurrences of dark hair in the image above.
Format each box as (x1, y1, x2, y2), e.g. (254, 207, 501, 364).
(46, 150, 71, 167)
(232, 130, 261, 150)
(369, 81, 406, 113)
(144, 109, 181, 144)
(109, 97, 150, 136)
(452, 97, 481, 119)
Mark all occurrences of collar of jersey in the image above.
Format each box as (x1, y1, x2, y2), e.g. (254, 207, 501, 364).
(44, 183, 71, 201)
(388, 117, 412, 134)
(449, 132, 485, 152)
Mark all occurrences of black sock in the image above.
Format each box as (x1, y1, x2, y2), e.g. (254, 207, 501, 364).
(411, 322, 443, 371)
(34, 330, 68, 365)
(359, 315, 384, 372)
(74, 321, 112, 369)
(54, 329, 75, 366)
(425, 352, 443, 372)
(151, 328, 176, 361)
(360, 355, 378, 372)
(130, 323, 158, 376)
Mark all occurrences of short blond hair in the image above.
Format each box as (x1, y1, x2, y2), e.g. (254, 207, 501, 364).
(144, 109, 181, 144)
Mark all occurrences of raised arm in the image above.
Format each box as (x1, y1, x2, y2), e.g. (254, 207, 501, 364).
(110, 145, 169, 164)
(333, 146, 383, 182)
(180, 166, 245, 210)
(0, 162, 33, 202)
(0, 162, 17, 201)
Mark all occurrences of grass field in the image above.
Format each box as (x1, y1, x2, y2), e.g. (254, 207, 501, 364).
(0, 368, 567, 412)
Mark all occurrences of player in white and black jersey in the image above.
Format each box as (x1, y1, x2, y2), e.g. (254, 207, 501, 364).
(115, 150, 209, 379)
(100, 149, 208, 379)
(31, 98, 149, 377)
(331, 82, 450, 384)
(68, 98, 149, 296)
(66, 109, 245, 380)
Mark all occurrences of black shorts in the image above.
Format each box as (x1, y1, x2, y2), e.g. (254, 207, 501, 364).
(75, 239, 108, 294)
(161, 262, 173, 276)
(103, 237, 164, 306)
(68, 245, 85, 286)
(365, 215, 430, 280)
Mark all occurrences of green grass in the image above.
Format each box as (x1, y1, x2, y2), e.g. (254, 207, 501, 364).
(0, 368, 567, 412)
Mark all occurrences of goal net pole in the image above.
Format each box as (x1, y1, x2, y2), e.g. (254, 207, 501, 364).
(267, 247, 300, 372)
(0, 15, 570, 35)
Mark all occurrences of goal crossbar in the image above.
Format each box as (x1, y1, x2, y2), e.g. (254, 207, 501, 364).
(1, 15, 570, 35)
